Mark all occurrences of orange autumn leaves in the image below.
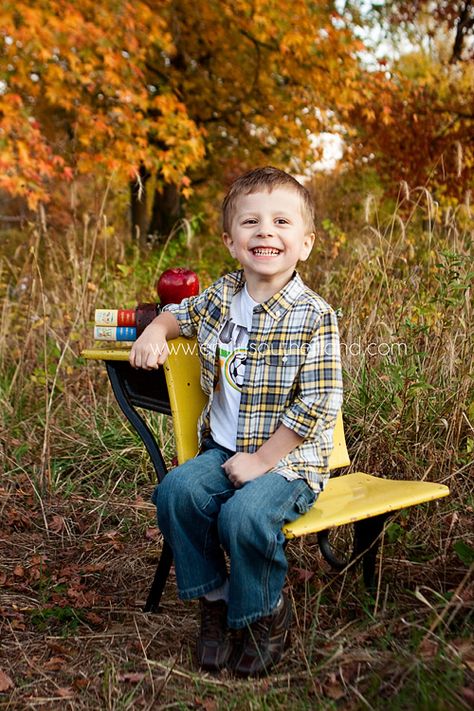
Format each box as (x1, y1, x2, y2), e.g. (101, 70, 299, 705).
(0, 0, 369, 208)
(1, 2, 471, 211)
(0, 0, 204, 207)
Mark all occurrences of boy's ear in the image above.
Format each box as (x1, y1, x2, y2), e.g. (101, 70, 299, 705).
(300, 232, 315, 261)
(222, 232, 236, 257)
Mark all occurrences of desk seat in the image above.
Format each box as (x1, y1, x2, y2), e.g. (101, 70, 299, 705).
(283, 473, 449, 538)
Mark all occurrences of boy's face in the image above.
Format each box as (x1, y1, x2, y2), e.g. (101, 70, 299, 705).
(222, 188, 315, 291)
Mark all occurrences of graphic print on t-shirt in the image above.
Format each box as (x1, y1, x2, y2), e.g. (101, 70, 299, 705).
(217, 316, 249, 391)
(210, 283, 257, 451)
(220, 345, 247, 391)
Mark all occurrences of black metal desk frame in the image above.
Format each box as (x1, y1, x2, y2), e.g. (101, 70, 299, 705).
(104, 360, 174, 612)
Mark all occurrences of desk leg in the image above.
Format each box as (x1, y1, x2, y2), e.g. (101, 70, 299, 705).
(317, 529, 353, 571)
(353, 514, 388, 592)
(143, 541, 173, 613)
(105, 362, 173, 610)
(106, 362, 168, 483)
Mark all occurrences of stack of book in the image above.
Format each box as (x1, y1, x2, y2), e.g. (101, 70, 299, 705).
(94, 304, 159, 341)
(94, 309, 137, 341)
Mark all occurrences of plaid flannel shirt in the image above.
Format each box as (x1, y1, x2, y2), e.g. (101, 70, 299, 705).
(163, 270, 343, 491)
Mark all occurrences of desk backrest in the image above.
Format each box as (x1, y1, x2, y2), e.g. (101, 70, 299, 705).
(163, 337, 350, 469)
(163, 338, 207, 463)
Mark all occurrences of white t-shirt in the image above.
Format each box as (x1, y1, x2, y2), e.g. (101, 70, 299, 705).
(210, 284, 258, 450)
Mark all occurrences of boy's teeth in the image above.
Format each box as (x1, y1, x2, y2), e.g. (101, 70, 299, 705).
(252, 248, 280, 255)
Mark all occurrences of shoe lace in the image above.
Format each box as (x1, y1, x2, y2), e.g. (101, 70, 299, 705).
(245, 598, 284, 647)
(246, 614, 272, 646)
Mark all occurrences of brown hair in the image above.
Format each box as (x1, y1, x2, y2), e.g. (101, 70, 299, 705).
(222, 166, 315, 234)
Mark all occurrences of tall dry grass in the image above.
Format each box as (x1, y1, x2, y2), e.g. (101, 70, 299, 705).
(304, 185, 473, 490)
(0, 186, 472, 709)
(0, 203, 179, 493)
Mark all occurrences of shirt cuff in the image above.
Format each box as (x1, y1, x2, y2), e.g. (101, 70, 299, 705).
(280, 393, 342, 439)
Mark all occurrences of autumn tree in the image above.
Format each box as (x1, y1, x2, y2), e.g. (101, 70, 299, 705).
(381, 0, 474, 62)
(343, 0, 474, 202)
(0, 0, 204, 241)
(143, 0, 369, 237)
(1, 0, 374, 241)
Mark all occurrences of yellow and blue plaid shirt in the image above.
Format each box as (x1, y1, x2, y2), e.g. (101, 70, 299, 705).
(164, 270, 343, 491)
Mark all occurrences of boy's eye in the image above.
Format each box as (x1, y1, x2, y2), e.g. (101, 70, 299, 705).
(242, 218, 258, 225)
(276, 218, 289, 224)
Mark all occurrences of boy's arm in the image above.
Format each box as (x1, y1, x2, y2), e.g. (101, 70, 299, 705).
(280, 309, 343, 439)
(222, 424, 303, 487)
(129, 311, 180, 369)
(129, 280, 218, 369)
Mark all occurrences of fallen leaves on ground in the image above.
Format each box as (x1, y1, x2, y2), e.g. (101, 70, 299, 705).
(0, 670, 14, 691)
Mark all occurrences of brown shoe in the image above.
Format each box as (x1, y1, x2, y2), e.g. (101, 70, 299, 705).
(196, 598, 232, 671)
(230, 593, 292, 677)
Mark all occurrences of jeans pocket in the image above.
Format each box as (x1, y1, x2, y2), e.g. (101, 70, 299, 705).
(294, 485, 317, 515)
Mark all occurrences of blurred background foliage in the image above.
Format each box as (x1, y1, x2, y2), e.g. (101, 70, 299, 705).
(0, 0, 472, 243)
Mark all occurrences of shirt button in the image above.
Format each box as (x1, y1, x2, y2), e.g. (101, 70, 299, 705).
(275, 310, 281, 318)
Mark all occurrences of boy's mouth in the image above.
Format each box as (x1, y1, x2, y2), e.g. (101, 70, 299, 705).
(251, 248, 281, 256)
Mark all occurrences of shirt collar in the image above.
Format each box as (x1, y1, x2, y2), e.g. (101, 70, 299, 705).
(225, 270, 305, 320)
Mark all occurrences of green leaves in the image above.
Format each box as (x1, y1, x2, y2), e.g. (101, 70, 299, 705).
(453, 540, 474, 567)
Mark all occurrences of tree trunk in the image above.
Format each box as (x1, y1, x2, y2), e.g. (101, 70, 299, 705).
(149, 181, 181, 244)
(130, 164, 151, 247)
(450, 0, 474, 63)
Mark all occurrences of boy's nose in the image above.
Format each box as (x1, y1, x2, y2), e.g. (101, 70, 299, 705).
(257, 222, 274, 237)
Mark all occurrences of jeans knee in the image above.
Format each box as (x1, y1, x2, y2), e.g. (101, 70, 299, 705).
(218, 495, 267, 552)
(154, 469, 189, 519)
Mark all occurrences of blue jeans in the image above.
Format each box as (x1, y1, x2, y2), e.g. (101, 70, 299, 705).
(152, 437, 317, 629)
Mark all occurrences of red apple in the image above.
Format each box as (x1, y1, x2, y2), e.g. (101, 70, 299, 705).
(156, 267, 200, 305)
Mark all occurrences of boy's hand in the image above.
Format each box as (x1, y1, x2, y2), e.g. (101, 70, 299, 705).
(222, 425, 304, 487)
(222, 452, 269, 488)
(129, 311, 180, 370)
(129, 323, 169, 370)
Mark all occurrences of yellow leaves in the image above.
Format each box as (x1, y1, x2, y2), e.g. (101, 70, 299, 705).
(16, 141, 31, 166)
(381, 105, 392, 126)
(363, 107, 376, 122)
(3, 94, 23, 110)
(151, 94, 185, 115)
(280, 30, 307, 57)
(161, 164, 174, 182)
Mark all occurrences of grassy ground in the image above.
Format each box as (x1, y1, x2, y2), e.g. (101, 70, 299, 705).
(0, 189, 473, 709)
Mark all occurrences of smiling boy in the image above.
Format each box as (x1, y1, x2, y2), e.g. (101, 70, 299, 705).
(130, 167, 343, 676)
